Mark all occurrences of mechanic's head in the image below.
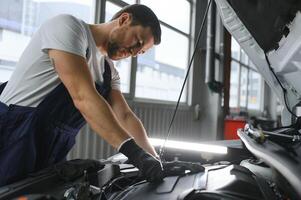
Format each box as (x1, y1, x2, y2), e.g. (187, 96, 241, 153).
(107, 4, 161, 60)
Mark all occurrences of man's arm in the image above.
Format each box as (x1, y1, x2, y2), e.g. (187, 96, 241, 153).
(48, 50, 130, 148)
(109, 89, 158, 157)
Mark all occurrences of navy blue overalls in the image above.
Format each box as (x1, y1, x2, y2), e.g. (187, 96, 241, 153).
(0, 61, 111, 186)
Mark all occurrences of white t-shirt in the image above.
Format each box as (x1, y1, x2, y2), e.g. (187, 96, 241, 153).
(0, 14, 120, 107)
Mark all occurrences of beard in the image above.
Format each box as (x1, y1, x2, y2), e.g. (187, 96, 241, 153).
(107, 41, 120, 59)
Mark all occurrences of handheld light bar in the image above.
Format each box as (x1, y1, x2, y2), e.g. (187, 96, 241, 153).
(149, 138, 228, 154)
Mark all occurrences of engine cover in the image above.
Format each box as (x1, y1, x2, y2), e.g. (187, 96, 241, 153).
(106, 164, 275, 200)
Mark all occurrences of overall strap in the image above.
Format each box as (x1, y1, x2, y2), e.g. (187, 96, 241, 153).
(0, 82, 8, 95)
(96, 59, 112, 97)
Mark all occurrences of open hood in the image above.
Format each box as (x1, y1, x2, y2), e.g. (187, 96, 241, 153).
(215, 0, 301, 125)
(215, 1, 301, 198)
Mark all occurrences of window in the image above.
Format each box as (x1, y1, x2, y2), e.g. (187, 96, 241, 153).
(248, 69, 262, 110)
(136, 0, 191, 102)
(229, 61, 239, 108)
(122, 0, 136, 4)
(229, 37, 263, 111)
(140, 0, 190, 34)
(136, 25, 189, 101)
(0, 0, 95, 82)
(240, 66, 248, 108)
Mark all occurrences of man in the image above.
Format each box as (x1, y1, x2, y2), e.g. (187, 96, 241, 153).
(0, 4, 163, 186)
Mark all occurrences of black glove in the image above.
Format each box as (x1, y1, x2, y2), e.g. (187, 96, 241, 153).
(119, 138, 163, 182)
(162, 161, 204, 177)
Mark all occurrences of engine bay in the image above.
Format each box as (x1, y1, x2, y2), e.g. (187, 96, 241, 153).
(0, 125, 300, 200)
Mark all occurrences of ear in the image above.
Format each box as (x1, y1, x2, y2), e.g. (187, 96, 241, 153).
(118, 12, 132, 26)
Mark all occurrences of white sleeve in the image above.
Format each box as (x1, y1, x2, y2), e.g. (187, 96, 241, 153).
(40, 14, 88, 58)
(106, 58, 121, 91)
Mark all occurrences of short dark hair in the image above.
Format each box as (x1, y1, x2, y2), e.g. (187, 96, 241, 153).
(111, 4, 161, 45)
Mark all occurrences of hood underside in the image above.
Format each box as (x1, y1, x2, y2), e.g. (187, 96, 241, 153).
(227, 0, 301, 52)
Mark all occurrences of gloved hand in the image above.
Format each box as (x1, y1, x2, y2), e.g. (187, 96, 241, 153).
(162, 161, 204, 177)
(119, 138, 163, 182)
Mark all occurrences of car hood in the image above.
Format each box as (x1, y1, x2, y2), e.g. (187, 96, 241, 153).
(215, 0, 301, 125)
